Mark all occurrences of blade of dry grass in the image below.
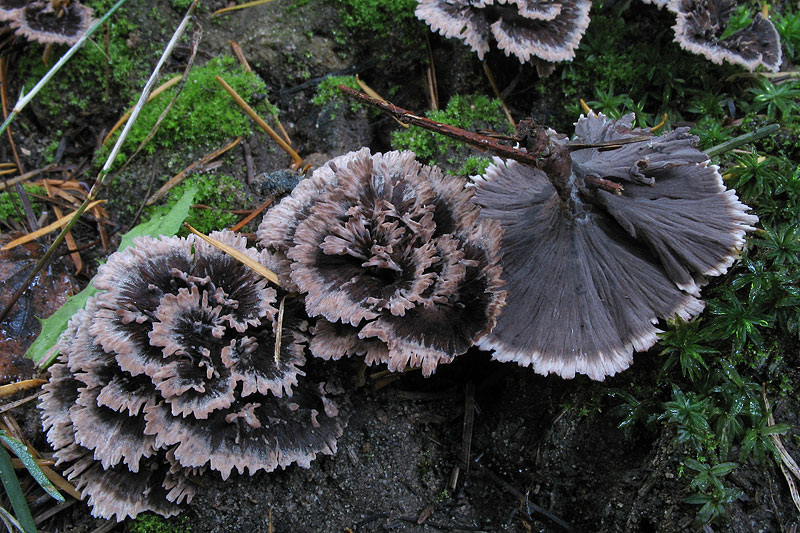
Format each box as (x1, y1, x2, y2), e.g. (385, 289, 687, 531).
(212, 0, 277, 17)
(0, 381, 46, 399)
(101, 74, 181, 146)
(0, 200, 105, 251)
(184, 224, 280, 286)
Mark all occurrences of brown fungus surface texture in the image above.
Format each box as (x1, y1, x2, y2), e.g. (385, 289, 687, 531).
(38, 231, 342, 521)
(668, 0, 782, 71)
(258, 148, 506, 377)
(5, 1, 94, 45)
(415, 0, 591, 68)
(472, 112, 757, 381)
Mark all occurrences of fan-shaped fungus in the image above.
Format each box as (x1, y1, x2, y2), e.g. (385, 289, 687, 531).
(669, 0, 781, 72)
(415, 0, 591, 70)
(4, 1, 94, 45)
(258, 148, 506, 376)
(473, 113, 757, 380)
(39, 231, 342, 520)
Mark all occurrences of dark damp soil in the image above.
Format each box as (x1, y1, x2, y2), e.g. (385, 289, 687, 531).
(2, 0, 799, 532)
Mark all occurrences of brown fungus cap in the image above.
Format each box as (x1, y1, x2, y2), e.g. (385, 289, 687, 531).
(8, 1, 94, 45)
(39, 231, 342, 521)
(669, 0, 782, 72)
(473, 112, 757, 380)
(415, 0, 591, 67)
(259, 148, 506, 377)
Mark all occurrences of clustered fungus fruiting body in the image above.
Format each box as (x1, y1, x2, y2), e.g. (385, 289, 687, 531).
(39, 231, 342, 521)
(0, 0, 95, 45)
(259, 148, 506, 377)
(415, 0, 592, 72)
(669, 0, 782, 72)
(472, 112, 757, 380)
(415, 0, 782, 73)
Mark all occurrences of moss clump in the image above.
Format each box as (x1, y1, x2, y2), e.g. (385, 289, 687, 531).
(100, 55, 278, 167)
(0, 186, 45, 224)
(391, 94, 513, 176)
(332, 0, 421, 45)
(144, 174, 243, 236)
(130, 513, 191, 533)
(312, 75, 363, 114)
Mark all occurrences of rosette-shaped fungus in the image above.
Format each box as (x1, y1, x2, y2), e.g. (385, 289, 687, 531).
(415, 0, 591, 68)
(258, 148, 506, 377)
(39, 231, 342, 521)
(669, 0, 781, 71)
(1, 0, 94, 45)
(473, 113, 757, 380)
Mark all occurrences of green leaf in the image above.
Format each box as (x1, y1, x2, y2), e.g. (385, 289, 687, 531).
(0, 446, 35, 533)
(0, 432, 63, 504)
(683, 493, 712, 505)
(761, 423, 791, 435)
(709, 462, 738, 477)
(25, 186, 197, 368)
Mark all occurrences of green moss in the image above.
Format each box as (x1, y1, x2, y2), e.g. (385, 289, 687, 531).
(144, 174, 243, 236)
(0, 186, 45, 223)
(99, 55, 277, 167)
(331, 0, 421, 45)
(391, 94, 512, 175)
(129, 513, 190, 533)
(312, 75, 365, 118)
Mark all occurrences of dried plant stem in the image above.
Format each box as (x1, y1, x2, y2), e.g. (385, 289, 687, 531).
(0, 0, 199, 325)
(482, 61, 514, 128)
(229, 197, 273, 232)
(0, 0, 128, 139)
(215, 76, 303, 168)
(212, 0, 277, 17)
(101, 74, 182, 146)
(184, 224, 280, 286)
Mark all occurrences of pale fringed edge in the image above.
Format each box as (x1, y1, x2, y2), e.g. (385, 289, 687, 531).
(309, 319, 391, 364)
(670, 2, 783, 72)
(258, 150, 361, 290)
(0, 0, 26, 22)
(287, 150, 440, 326)
(71, 385, 158, 473)
(479, 292, 705, 380)
(473, 158, 707, 380)
(640, 0, 669, 8)
(9, 2, 94, 46)
(502, 0, 562, 21)
(144, 390, 343, 481)
(39, 357, 80, 454)
(415, 0, 492, 59)
(64, 451, 183, 522)
(491, 0, 592, 63)
(358, 221, 506, 377)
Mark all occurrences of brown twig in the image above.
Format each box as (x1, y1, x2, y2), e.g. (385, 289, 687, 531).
(424, 33, 438, 111)
(338, 85, 543, 168)
(242, 140, 254, 185)
(229, 197, 273, 233)
(229, 40, 252, 72)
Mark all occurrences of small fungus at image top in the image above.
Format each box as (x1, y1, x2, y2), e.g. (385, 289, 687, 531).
(39, 231, 343, 521)
(415, 0, 592, 74)
(1, 0, 95, 45)
(669, 0, 782, 72)
(258, 148, 506, 377)
(472, 112, 758, 380)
